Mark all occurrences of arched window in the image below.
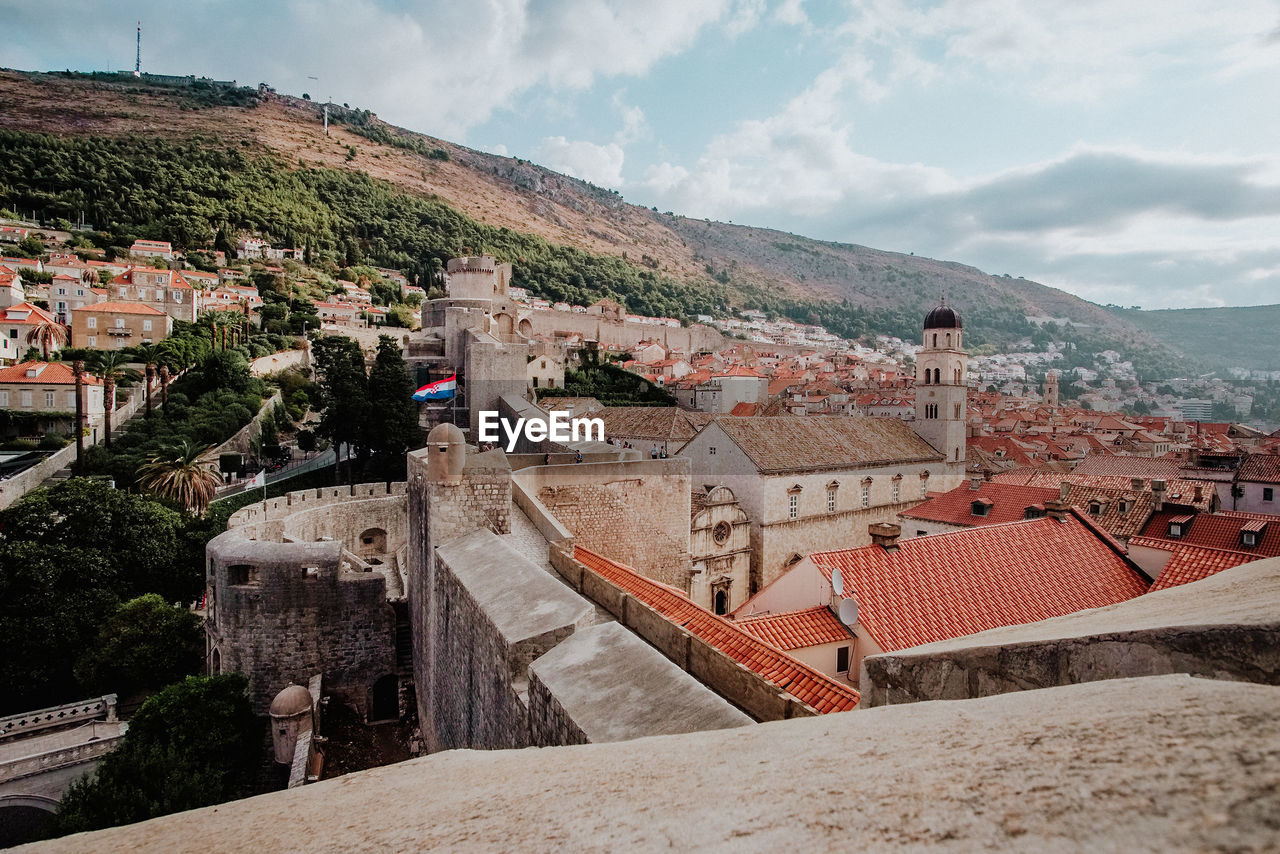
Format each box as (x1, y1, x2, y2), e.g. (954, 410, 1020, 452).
(947, 333, 951, 347)
(932, 333, 938, 347)
(714, 590, 728, 616)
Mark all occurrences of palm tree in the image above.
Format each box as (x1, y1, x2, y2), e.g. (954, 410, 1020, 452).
(137, 441, 222, 516)
(158, 364, 171, 414)
(134, 343, 161, 418)
(89, 351, 140, 448)
(25, 318, 68, 361)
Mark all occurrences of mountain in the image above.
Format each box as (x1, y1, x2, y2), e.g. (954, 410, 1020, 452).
(0, 69, 1179, 367)
(1109, 304, 1280, 373)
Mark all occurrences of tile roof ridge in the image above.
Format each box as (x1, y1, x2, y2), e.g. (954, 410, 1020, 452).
(1128, 535, 1259, 559)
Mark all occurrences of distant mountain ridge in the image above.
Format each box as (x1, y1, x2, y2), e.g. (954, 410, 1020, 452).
(0, 68, 1211, 370)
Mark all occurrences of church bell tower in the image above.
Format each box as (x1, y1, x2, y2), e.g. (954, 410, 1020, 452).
(914, 300, 968, 464)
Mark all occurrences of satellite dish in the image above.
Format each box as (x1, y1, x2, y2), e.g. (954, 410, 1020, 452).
(830, 571, 844, 597)
(838, 598, 859, 626)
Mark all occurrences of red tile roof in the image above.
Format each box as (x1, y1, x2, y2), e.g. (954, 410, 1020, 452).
(736, 606, 853, 651)
(0, 361, 102, 385)
(73, 301, 166, 315)
(1238, 453, 1280, 485)
(808, 511, 1149, 652)
(1132, 537, 1261, 592)
(573, 546, 859, 713)
(1138, 509, 1280, 558)
(900, 481, 1057, 527)
(0, 302, 57, 325)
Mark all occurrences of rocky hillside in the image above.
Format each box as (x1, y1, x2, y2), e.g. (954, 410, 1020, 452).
(0, 69, 1166, 354)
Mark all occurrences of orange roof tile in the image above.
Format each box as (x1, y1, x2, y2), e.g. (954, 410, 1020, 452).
(901, 481, 1057, 527)
(737, 606, 852, 651)
(0, 361, 103, 385)
(73, 301, 166, 315)
(809, 511, 1149, 652)
(574, 546, 859, 713)
(1138, 509, 1280, 557)
(1133, 537, 1261, 591)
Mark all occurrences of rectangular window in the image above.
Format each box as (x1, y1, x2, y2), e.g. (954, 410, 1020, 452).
(920, 481, 929, 499)
(115, 318, 125, 328)
(0, 391, 8, 406)
(827, 489, 837, 513)
(7, 329, 14, 338)
(66, 391, 75, 408)
(143, 319, 152, 332)
(45, 391, 55, 408)
(708, 446, 716, 455)
(87, 316, 97, 329)
(1265, 488, 1274, 502)
(861, 484, 870, 508)
(836, 646, 850, 673)
(788, 494, 798, 519)
(87, 336, 96, 347)
(892, 482, 900, 503)
(21, 391, 32, 407)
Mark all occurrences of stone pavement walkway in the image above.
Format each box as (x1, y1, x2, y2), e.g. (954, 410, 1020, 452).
(500, 502, 613, 627)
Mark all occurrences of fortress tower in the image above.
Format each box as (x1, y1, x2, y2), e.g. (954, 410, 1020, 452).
(913, 300, 968, 464)
(1044, 371, 1060, 408)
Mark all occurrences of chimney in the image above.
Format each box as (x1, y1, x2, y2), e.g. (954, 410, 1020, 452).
(969, 475, 982, 490)
(983, 468, 994, 482)
(1059, 482, 1070, 502)
(1044, 499, 1070, 522)
(1131, 477, 1145, 491)
(1193, 484, 1203, 504)
(1151, 479, 1167, 511)
(868, 522, 901, 551)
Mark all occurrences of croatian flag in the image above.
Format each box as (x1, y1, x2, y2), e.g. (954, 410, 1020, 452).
(413, 374, 457, 401)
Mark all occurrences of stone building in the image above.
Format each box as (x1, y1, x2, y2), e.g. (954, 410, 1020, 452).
(204, 483, 407, 718)
(676, 415, 956, 590)
(407, 255, 534, 438)
(70, 302, 172, 349)
(104, 266, 197, 323)
(914, 300, 968, 465)
(689, 486, 751, 614)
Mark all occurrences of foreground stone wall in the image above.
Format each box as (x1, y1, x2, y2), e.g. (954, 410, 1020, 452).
(32, 675, 1280, 853)
(860, 555, 1280, 707)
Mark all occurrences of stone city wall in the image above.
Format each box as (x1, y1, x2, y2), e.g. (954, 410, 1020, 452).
(206, 533, 397, 715)
(515, 459, 692, 589)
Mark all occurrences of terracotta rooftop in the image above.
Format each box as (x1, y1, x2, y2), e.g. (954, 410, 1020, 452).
(72, 301, 167, 315)
(1131, 537, 1262, 592)
(694, 415, 942, 474)
(1138, 509, 1280, 558)
(594, 406, 710, 443)
(1238, 453, 1280, 485)
(0, 302, 56, 325)
(900, 480, 1057, 527)
(808, 510, 1150, 652)
(993, 470, 1216, 512)
(1072, 455, 1189, 481)
(736, 606, 853, 651)
(0, 361, 102, 385)
(573, 546, 859, 713)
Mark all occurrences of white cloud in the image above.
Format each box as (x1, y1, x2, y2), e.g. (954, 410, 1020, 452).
(773, 0, 808, 27)
(535, 136, 626, 187)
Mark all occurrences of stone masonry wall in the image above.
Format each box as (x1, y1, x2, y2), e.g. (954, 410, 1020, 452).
(520, 459, 692, 590)
(206, 535, 396, 715)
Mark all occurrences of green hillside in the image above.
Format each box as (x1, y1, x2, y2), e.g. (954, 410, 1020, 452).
(1109, 305, 1280, 373)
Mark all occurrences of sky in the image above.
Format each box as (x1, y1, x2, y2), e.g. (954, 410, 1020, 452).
(5, 0, 1280, 310)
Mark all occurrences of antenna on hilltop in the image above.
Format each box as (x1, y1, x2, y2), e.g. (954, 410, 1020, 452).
(134, 22, 142, 77)
(308, 76, 329, 136)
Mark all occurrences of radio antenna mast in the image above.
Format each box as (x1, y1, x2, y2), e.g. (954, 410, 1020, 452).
(134, 22, 142, 77)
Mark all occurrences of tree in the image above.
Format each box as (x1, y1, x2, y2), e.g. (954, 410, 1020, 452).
(311, 334, 368, 482)
(74, 594, 203, 698)
(296, 428, 316, 456)
(134, 342, 161, 418)
(16, 234, 44, 257)
(137, 440, 222, 516)
(25, 317, 68, 360)
(89, 350, 140, 448)
(366, 335, 419, 460)
(44, 675, 262, 838)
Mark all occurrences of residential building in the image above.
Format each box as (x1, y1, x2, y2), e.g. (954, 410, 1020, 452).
(71, 301, 172, 349)
(734, 510, 1149, 687)
(527, 354, 564, 391)
(0, 302, 60, 362)
(736, 605, 856, 684)
(129, 239, 174, 261)
(1235, 454, 1280, 514)
(106, 267, 198, 322)
(0, 360, 103, 418)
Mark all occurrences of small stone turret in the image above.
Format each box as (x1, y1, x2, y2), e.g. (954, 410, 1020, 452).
(427, 423, 466, 485)
(269, 683, 314, 764)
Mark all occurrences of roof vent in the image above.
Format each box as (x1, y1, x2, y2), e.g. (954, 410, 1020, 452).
(868, 522, 901, 551)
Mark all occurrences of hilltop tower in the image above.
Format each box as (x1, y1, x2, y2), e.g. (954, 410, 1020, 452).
(134, 22, 142, 77)
(913, 300, 968, 464)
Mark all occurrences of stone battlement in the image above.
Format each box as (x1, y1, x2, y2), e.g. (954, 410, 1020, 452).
(228, 482, 408, 531)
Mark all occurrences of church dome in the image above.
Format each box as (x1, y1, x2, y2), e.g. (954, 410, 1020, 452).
(923, 301, 962, 330)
